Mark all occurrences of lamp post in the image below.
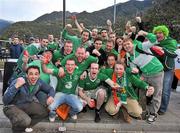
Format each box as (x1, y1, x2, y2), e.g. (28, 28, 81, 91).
(113, 0, 116, 24)
(63, 0, 66, 28)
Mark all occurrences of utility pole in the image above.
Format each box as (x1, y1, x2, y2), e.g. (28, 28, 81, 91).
(63, 0, 66, 28)
(113, 0, 116, 24)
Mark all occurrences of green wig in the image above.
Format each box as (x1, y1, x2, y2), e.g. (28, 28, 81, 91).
(153, 25, 169, 37)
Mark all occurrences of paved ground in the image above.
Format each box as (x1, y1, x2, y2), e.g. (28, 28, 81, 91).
(0, 82, 180, 133)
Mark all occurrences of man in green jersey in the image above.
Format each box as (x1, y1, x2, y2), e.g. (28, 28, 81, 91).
(41, 59, 83, 122)
(123, 30, 164, 123)
(62, 24, 91, 51)
(78, 63, 120, 122)
(52, 40, 73, 66)
(61, 47, 98, 74)
(102, 62, 154, 123)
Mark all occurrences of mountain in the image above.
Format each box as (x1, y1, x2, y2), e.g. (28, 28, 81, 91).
(34, 11, 78, 22)
(0, 19, 13, 35)
(75, 0, 152, 26)
(0, 0, 154, 40)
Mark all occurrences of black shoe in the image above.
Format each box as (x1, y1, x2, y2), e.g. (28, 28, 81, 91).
(81, 106, 87, 113)
(158, 110, 165, 115)
(141, 111, 149, 120)
(94, 110, 101, 123)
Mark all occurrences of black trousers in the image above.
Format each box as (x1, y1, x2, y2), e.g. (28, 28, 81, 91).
(3, 102, 48, 132)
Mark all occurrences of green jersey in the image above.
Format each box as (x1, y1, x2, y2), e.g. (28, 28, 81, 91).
(52, 49, 73, 63)
(101, 68, 148, 100)
(61, 53, 98, 72)
(52, 49, 64, 63)
(62, 28, 90, 51)
(47, 42, 59, 51)
(79, 72, 109, 91)
(102, 46, 119, 57)
(53, 68, 82, 94)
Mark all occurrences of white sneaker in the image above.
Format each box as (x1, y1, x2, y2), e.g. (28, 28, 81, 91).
(49, 116, 56, 122)
(58, 126, 66, 132)
(71, 114, 77, 120)
(25, 127, 33, 132)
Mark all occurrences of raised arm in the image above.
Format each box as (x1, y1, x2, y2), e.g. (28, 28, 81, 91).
(3, 77, 25, 105)
(71, 15, 83, 33)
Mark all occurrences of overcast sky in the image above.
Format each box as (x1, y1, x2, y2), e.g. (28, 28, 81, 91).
(0, 0, 133, 22)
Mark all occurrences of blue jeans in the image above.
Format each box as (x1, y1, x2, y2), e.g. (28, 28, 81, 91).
(48, 92, 83, 117)
(160, 70, 174, 112)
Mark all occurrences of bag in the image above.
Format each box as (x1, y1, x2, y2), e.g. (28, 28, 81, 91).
(56, 103, 70, 120)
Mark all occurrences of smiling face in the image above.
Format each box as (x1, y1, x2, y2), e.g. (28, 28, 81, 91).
(91, 28, 98, 38)
(81, 31, 90, 43)
(64, 42, 73, 55)
(101, 30, 108, 38)
(155, 31, 165, 42)
(26, 67, 40, 85)
(107, 55, 116, 68)
(75, 47, 86, 62)
(105, 41, 114, 52)
(90, 63, 99, 79)
(123, 39, 134, 54)
(42, 51, 52, 63)
(114, 63, 124, 77)
(65, 59, 76, 74)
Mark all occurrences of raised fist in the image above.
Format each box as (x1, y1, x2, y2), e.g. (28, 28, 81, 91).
(71, 15, 77, 21)
(135, 17, 141, 23)
(107, 19, 112, 26)
(15, 77, 25, 89)
(66, 24, 72, 29)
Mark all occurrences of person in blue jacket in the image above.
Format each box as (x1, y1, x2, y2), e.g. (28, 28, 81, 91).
(3, 65, 55, 133)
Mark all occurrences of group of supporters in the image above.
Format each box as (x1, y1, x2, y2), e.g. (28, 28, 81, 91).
(3, 16, 178, 133)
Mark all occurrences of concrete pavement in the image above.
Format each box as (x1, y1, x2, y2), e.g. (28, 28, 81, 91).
(0, 82, 180, 133)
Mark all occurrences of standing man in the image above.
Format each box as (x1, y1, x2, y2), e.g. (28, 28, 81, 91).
(10, 37, 24, 59)
(123, 31, 164, 123)
(153, 25, 177, 115)
(3, 65, 55, 133)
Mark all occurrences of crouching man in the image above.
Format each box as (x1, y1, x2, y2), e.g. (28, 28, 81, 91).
(3, 66, 55, 133)
(78, 63, 120, 122)
(42, 59, 84, 122)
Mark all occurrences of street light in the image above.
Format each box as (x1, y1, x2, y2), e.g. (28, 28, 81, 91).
(113, 0, 116, 24)
(63, 0, 66, 28)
